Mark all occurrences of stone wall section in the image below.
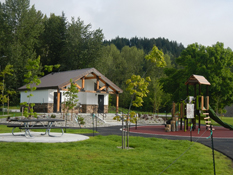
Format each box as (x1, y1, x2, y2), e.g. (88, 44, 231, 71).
(82, 104, 98, 113)
(104, 105, 108, 113)
(137, 114, 165, 125)
(21, 103, 109, 114)
(21, 103, 53, 113)
(0, 113, 166, 127)
(0, 113, 113, 127)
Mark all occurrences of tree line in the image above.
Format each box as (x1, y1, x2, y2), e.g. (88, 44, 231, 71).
(0, 0, 181, 113)
(1, 0, 233, 114)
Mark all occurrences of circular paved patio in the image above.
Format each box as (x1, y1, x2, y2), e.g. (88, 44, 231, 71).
(0, 132, 89, 143)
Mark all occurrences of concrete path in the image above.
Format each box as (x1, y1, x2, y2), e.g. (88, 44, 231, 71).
(0, 132, 89, 143)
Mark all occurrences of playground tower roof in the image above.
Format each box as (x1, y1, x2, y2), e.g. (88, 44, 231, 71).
(185, 74, 211, 85)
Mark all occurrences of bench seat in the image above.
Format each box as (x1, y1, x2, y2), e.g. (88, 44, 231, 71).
(7, 124, 49, 128)
(20, 126, 67, 129)
(7, 124, 24, 127)
(8, 119, 19, 122)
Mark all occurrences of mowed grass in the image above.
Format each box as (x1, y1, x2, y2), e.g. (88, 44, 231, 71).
(197, 116, 233, 127)
(0, 135, 232, 175)
(0, 116, 233, 174)
(0, 112, 22, 118)
(0, 123, 232, 175)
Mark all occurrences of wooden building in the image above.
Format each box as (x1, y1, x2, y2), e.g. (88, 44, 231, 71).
(18, 68, 123, 113)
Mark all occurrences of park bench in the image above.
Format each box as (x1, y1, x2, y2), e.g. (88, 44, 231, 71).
(7, 124, 25, 136)
(19, 126, 68, 137)
(7, 118, 65, 137)
(7, 124, 53, 136)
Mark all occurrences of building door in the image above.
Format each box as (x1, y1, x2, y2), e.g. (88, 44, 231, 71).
(53, 92, 62, 112)
(98, 95, 104, 113)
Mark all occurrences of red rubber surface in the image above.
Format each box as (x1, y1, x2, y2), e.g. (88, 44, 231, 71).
(129, 125, 233, 138)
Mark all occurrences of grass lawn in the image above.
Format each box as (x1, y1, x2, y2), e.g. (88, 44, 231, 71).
(0, 125, 232, 174)
(0, 135, 232, 175)
(0, 112, 22, 118)
(197, 116, 233, 127)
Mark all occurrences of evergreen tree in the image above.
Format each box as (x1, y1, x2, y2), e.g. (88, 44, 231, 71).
(36, 13, 67, 67)
(1, 0, 44, 104)
(62, 17, 104, 70)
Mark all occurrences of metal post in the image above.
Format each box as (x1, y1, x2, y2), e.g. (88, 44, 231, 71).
(165, 110, 167, 122)
(180, 118, 182, 130)
(190, 123, 192, 142)
(122, 113, 124, 149)
(194, 84, 196, 130)
(96, 114, 97, 131)
(180, 102, 183, 130)
(199, 84, 201, 129)
(210, 125, 216, 175)
(127, 114, 129, 148)
(92, 113, 94, 137)
(7, 96, 9, 115)
(2, 79, 4, 116)
(124, 124, 126, 149)
(65, 113, 67, 133)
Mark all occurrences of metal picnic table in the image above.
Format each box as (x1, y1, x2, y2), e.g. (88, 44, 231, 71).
(8, 118, 65, 137)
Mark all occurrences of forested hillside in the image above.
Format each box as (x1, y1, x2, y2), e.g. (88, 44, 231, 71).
(104, 37, 184, 56)
(1, 0, 232, 114)
(104, 37, 185, 66)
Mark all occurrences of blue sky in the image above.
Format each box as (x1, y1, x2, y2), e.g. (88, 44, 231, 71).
(2, 0, 233, 49)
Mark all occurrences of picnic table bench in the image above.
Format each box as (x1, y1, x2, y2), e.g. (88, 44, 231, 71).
(7, 118, 65, 137)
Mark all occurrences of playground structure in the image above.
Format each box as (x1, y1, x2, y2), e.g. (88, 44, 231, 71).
(165, 74, 233, 132)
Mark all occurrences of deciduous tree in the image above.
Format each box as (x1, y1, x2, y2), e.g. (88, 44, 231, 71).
(62, 79, 79, 132)
(162, 42, 233, 112)
(0, 64, 15, 114)
(20, 56, 60, 117)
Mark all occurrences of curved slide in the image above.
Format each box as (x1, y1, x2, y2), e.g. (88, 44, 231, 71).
(209, 105, 233, 130)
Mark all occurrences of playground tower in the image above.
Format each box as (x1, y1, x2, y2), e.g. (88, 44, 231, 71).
(184, 74, 211, 130)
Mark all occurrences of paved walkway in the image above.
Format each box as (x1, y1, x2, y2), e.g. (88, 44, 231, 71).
(82, 125, 233, 161)
(0, 132, 89, 143)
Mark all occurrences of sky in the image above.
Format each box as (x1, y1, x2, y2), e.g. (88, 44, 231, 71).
(2, 0, 233, 49)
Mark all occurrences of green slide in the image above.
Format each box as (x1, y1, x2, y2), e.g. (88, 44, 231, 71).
(209, 105, 233, 130)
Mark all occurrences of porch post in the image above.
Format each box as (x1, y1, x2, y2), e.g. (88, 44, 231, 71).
(57, 89, 60, 112)
(116, 92, 119, 113)
(96, 76, 100, 91)
(82, 78, 85, 90)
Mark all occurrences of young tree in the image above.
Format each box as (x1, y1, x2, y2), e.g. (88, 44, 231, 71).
(126, 75, 151, 111)
(115, 45, 166, 149)
(149, 79, 171, 115)
(20, 56, 59, 118)
(0, 64, 15, 114)
(62, 79, 79, 132)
